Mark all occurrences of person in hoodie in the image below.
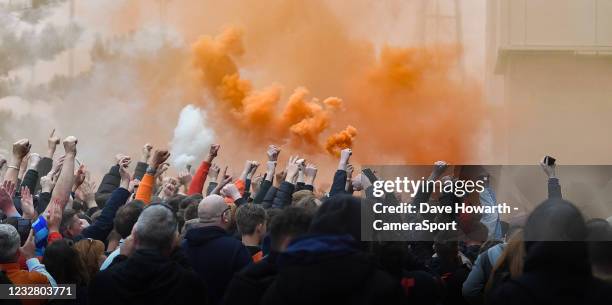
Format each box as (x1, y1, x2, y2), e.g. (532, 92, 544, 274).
(182, 193, 251, 305)
(260, 194, 405, 305)
(222, 206, 314, 305)
(88, 204, 207, 305)
(489, 198, 612, 305)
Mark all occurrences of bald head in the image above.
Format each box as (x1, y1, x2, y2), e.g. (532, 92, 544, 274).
(198, 195, 228, 225)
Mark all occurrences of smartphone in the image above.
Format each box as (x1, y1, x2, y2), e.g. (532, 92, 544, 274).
(362, 168, 378, 183)
(543, 155, 556, 166)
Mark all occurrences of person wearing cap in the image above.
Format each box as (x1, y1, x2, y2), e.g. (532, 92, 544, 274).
(182, 194, 251, 305)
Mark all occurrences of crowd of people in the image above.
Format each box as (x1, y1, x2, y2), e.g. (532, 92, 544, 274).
(0, 131, 611, 305)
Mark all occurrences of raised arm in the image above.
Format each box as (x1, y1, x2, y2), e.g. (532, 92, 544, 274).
(3, 139, 31, 186)
(345, 163, 354, 193)
(0, 180, 19, 217)
(134, 143, 152, 181)
(221, 183, 246, 206)
(81, 158, 131, 241)
(205, 163, 220, 196)
(187, 144, 219, 195)
(235, 160, 257, 197)
(49, 136, 78, 210)
(18, 154, 41, 212)
(135, 150, 169, 204)
(272, 156, 302, 209)
(178, 166, 193, 194)
(329, 148, 352, 197)
(253, 145, 280, 204)
(540, 156, 561, 199)
(242, 161, 259, 199)
(46, 129, 60, 159)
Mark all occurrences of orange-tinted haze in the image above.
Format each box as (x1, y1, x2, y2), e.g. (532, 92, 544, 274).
(109, 0, 486, 167)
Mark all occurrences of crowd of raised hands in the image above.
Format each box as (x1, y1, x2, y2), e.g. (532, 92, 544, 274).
(0, 128, 334, 259)
(2, 127, 611, 305)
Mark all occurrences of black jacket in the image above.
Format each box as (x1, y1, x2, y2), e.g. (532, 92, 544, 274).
(89, 249, 207, 305)
(222, 252, 280, 305)
(271, 181, 294, 209)
(262, 186, 277, 209)
(95, 165, 121, 207)
(260, 234, 405, 305)
(182, 226, 251, 305)
(253, 180, 272, 204)
(329, 169, 348, 197)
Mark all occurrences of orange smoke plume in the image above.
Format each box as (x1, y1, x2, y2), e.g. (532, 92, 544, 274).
(326, 125, 358, 157)
(192, 28, 354, 155)
(344, 44, 485, 164)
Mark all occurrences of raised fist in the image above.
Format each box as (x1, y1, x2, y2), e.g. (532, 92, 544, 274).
(209, 144, 220, 158)
(539, 156, 556, 179)
(13, 139, 31, 159)
(118, 157, 132, 181)
(221, 183, 241, 200)
(28, 153, 41, 170)
(151, 150, 170, 169)
(340, 148, 352, 164)
(267, 145, 281, 162)
(63, 136, 78, 155)
(141, 143, 153, 162)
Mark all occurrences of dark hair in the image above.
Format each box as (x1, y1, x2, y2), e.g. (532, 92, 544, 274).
(270, 207, 313, 251)
(184, 204, 198, 222)
(114, 200, 145, 239)
(265, 208, 282, 232)
(309, 195, 361, 240)
(60, 209, 78, 236)
(524, 198, 586, 242)
(236, 204, 267, 235)
(166, 194, 186, 213)
(522, 199, 590, 275)
(43, 239, 89, 285)
(179, 194, 203, 211)
(178, 195, 202, 231)
(95, 193, 110, 208)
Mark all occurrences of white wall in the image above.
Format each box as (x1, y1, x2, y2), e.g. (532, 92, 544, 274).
(487, 0, 612, 164)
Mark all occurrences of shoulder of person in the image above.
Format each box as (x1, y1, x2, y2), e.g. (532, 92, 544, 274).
(28, 270, 50, 284)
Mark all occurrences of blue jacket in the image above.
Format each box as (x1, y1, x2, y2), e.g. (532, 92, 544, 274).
(75, 187, 131, 243)
(182, 225, 251, 305)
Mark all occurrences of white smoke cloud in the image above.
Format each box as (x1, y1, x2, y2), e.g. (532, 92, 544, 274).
(169, 104, 215, 169)
(0, 5, 81, 75)
(0, 20, 183, 176)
